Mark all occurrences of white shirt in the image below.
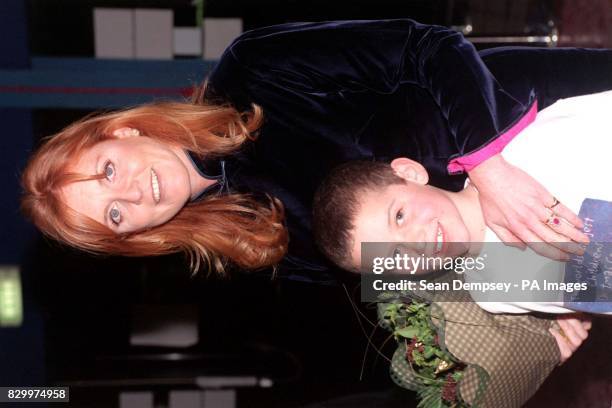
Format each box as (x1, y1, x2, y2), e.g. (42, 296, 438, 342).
(466, 90, 612, 314)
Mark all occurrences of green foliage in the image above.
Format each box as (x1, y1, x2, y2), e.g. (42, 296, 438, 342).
(396, 327, 419, 338)
(381, 300, 469, 408)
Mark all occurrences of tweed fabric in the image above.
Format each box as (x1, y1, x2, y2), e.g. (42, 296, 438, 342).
(430, 293, 560, 407)
(389, 342, 422, 391)
(380, 279, 560, 407)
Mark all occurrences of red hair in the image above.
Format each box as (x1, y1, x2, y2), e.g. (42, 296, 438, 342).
(21, 96, 288, 274)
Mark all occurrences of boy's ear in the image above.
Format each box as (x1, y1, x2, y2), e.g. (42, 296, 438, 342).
(112, 127, 140, 138)
(390, 157, 429, 185)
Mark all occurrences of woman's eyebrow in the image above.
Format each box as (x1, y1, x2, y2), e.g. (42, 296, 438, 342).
(387, 198, 396, 228)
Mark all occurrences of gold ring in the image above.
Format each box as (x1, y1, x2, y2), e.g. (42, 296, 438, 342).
(558, 327, 570, 343)
(548, 197, 561, 210)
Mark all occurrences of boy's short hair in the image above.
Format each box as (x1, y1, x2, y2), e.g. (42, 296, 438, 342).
(312, 160, 405, 271)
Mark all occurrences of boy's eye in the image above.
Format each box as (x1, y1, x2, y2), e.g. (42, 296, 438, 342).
(104, 161, 115, 181)
(393, 246, 403, 257)
(395, 210, 405, 226)
(109, 204, 121, 226)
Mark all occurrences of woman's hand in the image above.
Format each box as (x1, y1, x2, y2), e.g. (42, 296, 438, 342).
(549, 315, 592, 364)
(467, 154, 589, 260)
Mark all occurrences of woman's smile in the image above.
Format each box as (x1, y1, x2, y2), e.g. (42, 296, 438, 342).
(151, 168, 161, 204)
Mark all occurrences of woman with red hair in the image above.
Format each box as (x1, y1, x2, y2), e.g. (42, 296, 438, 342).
(22, 101, 286, 273)
(20, 19, 612, 275)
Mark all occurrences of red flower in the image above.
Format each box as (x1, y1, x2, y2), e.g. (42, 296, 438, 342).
(406, 337, 422, 363)
(441, 374, 458, 403)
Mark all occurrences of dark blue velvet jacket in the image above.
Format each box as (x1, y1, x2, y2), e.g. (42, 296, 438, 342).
(198, 20, 612, 277)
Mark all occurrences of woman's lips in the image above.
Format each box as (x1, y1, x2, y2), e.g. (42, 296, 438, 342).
(151, 168, 161, 204)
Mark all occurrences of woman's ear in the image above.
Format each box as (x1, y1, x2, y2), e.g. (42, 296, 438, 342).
(390, 157, 429, 185)
(112, 127, 140, 138)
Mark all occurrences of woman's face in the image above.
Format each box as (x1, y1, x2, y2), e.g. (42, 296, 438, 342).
(61, 129, 194, 233)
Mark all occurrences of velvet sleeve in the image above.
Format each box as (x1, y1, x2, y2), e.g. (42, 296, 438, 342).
(219, 19, 536, 174)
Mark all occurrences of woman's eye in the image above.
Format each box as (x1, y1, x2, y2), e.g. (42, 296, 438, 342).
(395, 210, 405, 226)
(104, 161, 115, 181)
(109, 205, 121, 225)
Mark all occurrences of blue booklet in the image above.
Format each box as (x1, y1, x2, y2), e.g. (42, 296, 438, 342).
(563, 198, 612, 313)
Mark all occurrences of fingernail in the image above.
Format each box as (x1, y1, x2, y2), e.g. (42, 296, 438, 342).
(569, 244, 585, 256)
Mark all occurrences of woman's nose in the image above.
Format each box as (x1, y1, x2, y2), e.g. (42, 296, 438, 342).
(119, 180, 143, 204)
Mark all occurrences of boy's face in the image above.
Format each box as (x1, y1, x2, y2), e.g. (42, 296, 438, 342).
(349, 158, 471, 270)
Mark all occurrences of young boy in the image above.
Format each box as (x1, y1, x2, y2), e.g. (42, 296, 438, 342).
(313, 90, 612, 315)
(312, 92, 609, 406)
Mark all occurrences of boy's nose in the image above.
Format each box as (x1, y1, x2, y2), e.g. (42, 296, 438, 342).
(400, 230, 427, 253)
(413, 239, 427, 253)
